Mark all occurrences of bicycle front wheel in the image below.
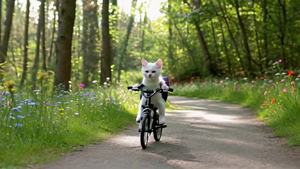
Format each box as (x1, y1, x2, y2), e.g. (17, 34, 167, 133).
(153, 121, 162, 141)
(140, 114, 150, 149)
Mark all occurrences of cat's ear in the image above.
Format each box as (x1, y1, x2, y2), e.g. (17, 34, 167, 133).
(141, 59, 148, 67)
(156, 59, 163, 69)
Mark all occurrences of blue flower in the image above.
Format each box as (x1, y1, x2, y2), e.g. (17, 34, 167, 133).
(16, 115, 25, 119)
(11, 106, 22, 113)
(24, 99, 37, 106)
(15, 123, 23, 128)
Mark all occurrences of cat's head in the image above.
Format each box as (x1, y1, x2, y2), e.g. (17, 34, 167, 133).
(141, 59, 162, 80)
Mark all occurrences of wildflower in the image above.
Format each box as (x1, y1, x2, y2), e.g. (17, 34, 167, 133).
(37, 71, 49, 81)
(243, 77, 248, 81)
(11, 106, 21, 113)
(16, 115, 25, 119)
(288, 70, 295, 77)
(106, 77, 110, 81)
(282, 88, 288, 93)
(9, 114, 15, 119)
(15, 123, 23, 128)
(79, 83, 86, 89)
(275, 73, 281, 76)
(4, 80, 15, 90)
(263, 91, 268, 96)
(59, 108, 65, 116)
(295, 78, 300, 81)
(24, 99, 37, 106)
(92, 80, 97, 84)
(271, 98, 276, 104)
(74, 112, 79, 116)
(33, 89, 40, 94)
(280, 79, 285, 83)
(291, 81, 296, 87)
(225, 77, 229, 80)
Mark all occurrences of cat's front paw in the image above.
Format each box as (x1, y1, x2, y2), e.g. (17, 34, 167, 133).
(161, 85, 169, 91)
(136, 115, 141, 123)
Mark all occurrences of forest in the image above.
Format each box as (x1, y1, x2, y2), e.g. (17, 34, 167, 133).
(0, 0, 300, 168)
(1, 0, 300, 87)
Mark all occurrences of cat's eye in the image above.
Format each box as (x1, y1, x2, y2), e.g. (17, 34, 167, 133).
(152, 71, 156, 73)
(145, 70, 149, 73)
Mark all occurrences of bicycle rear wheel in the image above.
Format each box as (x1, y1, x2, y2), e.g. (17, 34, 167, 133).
(140, 114, 150, 149)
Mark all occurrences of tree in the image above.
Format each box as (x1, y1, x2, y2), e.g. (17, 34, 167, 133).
(184, 0, 217, 76)
(32, 0, 45, 89)
(47, 0, 58, 69)
(116, 0, 138, 81)
(0, 0, 2, 42)
(20, 0, 30, 86)
(100, 0, 112, 84)
(54, 0, 76, 91)
(232, 0, 254, 77)
(82, 0, 99, 85)
(0, 0, 16, 63)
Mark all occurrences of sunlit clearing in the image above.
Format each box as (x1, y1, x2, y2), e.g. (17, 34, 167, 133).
(118, 0, 166, 20)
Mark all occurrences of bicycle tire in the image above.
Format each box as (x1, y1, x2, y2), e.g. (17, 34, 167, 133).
(153, 120, 163, 141)
(140, 114, 150, 149)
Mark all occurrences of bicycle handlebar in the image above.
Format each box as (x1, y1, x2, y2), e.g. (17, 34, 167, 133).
(127, 86, 173, 93)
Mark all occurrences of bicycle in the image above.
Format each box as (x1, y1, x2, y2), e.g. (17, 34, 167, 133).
(127, 86, 173, 149)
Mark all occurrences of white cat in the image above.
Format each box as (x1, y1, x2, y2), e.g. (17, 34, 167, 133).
(136, 58, 169, 124)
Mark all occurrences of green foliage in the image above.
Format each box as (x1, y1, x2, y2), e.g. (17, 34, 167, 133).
(174, 75, 300, 146)
(0, 83, 138, 168)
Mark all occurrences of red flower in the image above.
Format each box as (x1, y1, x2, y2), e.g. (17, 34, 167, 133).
(287, 70, 295, 76)
(271, 98, 276, 104)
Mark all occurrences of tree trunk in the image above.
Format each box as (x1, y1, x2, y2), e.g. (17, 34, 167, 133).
(252, 0, 263, 73)
(0, 0, 15, 63)
(54, 0, 76, 91)
(173, 22, 197, 65)
(210, 20, 221, 75)
(220, 21, 232, 75)
(41, 0, 47, 71)
(277, 0, 287, 68)
(20, 0, 30, 87)
(262, 0, 269, 68)
(31, 0, 44, 89)
(184, 0, 217, 76)
(216, 0, 246, 73)
(233, 0, 254, 77)
(48, 1, 58, 69)
(167, 0, 174, 69)
(0, 0, 2, 42)
(111, 0, 118, 62)
(116, 0, 138, 81)
(82, 0, 99, 85)
(100, 0, 112, 84)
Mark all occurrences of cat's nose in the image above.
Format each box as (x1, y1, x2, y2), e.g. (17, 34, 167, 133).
(149, 74, 152, 78)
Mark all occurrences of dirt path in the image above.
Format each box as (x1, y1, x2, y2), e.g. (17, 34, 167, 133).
(36, 96, 300, 169)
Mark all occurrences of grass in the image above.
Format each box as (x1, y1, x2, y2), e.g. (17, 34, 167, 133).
(0, 81, 139, 168)
(174, 76, 300, 146)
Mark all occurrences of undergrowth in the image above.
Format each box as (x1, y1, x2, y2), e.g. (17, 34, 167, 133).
(0, 81, 138, 168)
